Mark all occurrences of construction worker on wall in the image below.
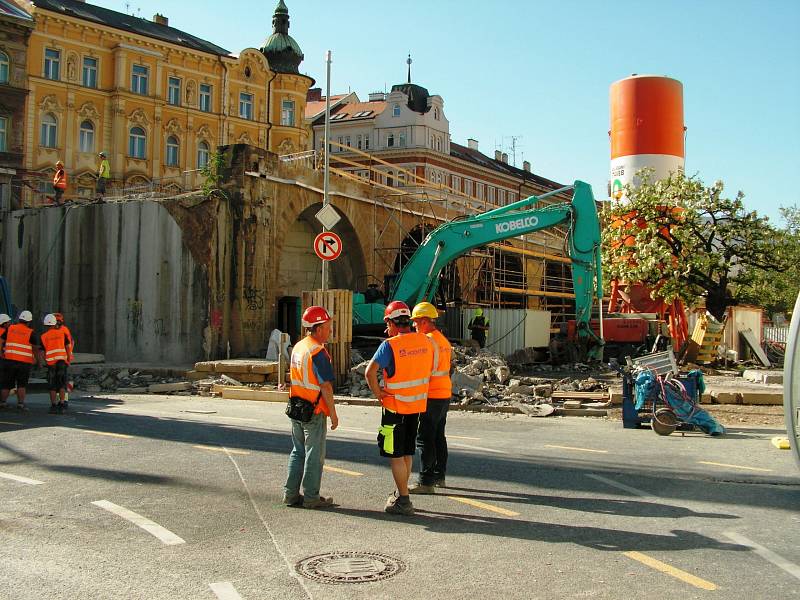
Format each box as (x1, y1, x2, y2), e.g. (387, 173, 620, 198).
(0, 313, 10, 409)
(0, 311, 40, 411)
(468, 308, 490, 348)
(365, 300, 434, 516)
(284, 305, 339, 509)
(97, 152, 110, 202)
(53, 161, 67, 206)
(409, 302, 452, 494)
(40, 314, 72, 414)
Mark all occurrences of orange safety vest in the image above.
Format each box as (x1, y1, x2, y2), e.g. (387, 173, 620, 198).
(40, 328, 69, 366)
(4, 323, 35, 364)
(0, 325, 7, 358)
(383, 332, 433, 414)
(59, 324, 75, 363)
(53, 168, 67, 190)
(426, 329, 452, 399)
(289, 335, 330, 416)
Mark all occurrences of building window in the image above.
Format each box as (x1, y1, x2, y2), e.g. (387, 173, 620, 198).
(281, 99, 295, 126)
(436, 171, 443, 185)
(165, 135, 179, 166)
(398, 171, 406, 187)
(129, 126, 146, 158)
(0, 116, 7, 152)
(392, 103, 400, 117)
(197, 141, 210, 169)
(465, 179, 473, 197)
(364, 134, 370, 150)
(168, 77, 181, 106)
(344, 135, 351, 149)
(82, 57, 97, 88)
(387, 133, 394, 148)
(0, 51, 9, 84)
(386, 171, 394, 187)
(476, 183, 484, 200)
(79, 120, 94, 153)
(399, 132, 406, 147)
(434, 107, 440, 120)
(337, 136, 343, 152)
(44, 49, 60, 80)
(436, 137, 442, 152)
(40, 113, 57, 148)
(239, 92, 253, 120)
(488, 186, 495, 203)
(498, 189, 506, 205)
(356, 134, 362, 150)
(452, 175, 461, 192)
(509, 192, 517, 203)
(199, 84, 212, 112)
(131, 64, 149, 95)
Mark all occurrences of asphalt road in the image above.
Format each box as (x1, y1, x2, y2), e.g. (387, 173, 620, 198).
(0, 392, 798, 599)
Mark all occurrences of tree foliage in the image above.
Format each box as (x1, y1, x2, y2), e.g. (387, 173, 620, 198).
(601, 170, 789, 321)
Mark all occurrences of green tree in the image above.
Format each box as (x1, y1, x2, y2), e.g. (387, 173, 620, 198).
(601, 170, 787, 321)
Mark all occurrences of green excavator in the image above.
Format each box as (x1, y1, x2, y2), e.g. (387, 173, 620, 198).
(353, 180, 605, 359)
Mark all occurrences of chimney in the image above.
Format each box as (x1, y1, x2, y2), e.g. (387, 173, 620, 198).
(307, 87, 322, 102)
(523, 160, 531, 172)
(494, 150, 502, 161)
(501, 152, 508, 164)
(467, 138, 479, 151)
(153, 13, 168, 26)
(368, 92, 386, 102)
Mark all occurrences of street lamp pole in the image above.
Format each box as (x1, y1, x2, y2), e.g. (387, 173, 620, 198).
(321, 50, 332, 292)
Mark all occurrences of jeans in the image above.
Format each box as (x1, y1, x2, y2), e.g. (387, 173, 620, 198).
(284, 412, 327, 501)
(417, 398, 449, 485)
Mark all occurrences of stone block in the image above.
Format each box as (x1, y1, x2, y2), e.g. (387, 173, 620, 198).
(708, 389, 741, 404)
(740, 391, 783, 405)
(608, 388, 623, 405)
(452, 371, 484, 394)
(148, 381, 192, 394)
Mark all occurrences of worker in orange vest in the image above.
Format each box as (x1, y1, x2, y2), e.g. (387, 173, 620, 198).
(365, 300, 434, 516)
(0, 311, 40, 411)
(409, 302, 452, 494)
(53, 160, 68, 205)
(53, 312, 75, 404)
(40, 314, 72, 414)
(0, 313, 10, 409)
(283, 305, 339, 509)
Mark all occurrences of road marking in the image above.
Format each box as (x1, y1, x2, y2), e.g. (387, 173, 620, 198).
(194, 445, 250, 455)
(698, 461, 772, 472)
(80, 429, 133, 439)
(91, 500, 185, 545)
(222, 447, 312, 599)
(624, 551, 717, 590)
(0, 420, 22, 425)
(723, 531, 800, 581)
(447, 495, 520, 517)
(209, 582, 244, 600)
(587, 474, 651, 497)
(449, 442, 508, 455)
(324, 465, 363, 477)
(544, 444, 608, 454)
(448, 434, 481, 441)
(0, 471, 44, 485)
(338, 427, 371, 434)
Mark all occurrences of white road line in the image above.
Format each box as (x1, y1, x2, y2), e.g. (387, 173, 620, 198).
(91, 500, 185, 545)
(587, 474, 651, 498)
(0, 471, 44, 485)
(723, 531, 800, 582)
(448, 434, 482, 441)
(450, 442, 508, 455)
(209, 582, 244, 600)
(222, 447, 312, 599)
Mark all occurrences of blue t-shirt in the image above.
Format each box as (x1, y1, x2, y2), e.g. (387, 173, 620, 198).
(311, 349, 335, 384)
(371, 340, 396, 377)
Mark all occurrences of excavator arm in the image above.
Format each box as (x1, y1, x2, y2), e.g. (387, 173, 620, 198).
(391, 180, 604, 357)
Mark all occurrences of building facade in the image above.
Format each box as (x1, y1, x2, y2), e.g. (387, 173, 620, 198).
(0, 0, 33, 210)
(18, 0, 312, 203)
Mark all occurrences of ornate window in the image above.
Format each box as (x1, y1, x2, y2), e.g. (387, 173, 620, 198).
(392, 103, 400, 117)
(281, 99, 295, 126)
(82, 57, 97, 88)
(129, 126, 146, 159)
(239, 93, 253, 120)
(40, 113, 57, 148)
(0, 116, 7, 152)
(79, 120, 94, 153)
(44, 49, 60, 80)
(197, 141, 210, 169)
(165, 135, 179, 166)
(168, 77, 181, 106)
(199, 84, 212, 112)
(131, 64, 148, 95)
(0, 51, 9, 84)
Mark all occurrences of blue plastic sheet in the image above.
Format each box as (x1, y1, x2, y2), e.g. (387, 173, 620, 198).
(635, 371, 725, 436)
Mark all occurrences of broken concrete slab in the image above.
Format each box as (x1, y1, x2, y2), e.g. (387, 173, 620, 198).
(452, 371, 484, 394)
(71, 353, 106, 364)
(742, 369, 783, 385)
(708, 389, 741, 404)
(740, 391, 783, 405)
(148, 381, 192, 394)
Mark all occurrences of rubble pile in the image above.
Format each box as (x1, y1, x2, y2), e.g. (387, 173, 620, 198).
(74, 368, 189, 394)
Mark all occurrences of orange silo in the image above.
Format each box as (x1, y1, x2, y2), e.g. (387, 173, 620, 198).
(609, 75, 685, 201)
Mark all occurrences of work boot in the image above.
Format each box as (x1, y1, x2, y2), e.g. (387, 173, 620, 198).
(16, 403, 28, 412)
(434, 478, 446, 488)
(385, 492, 414, 516)
(408, 482, 436, 495)
(303, 496, 334, 509)
(62, 400, 69, 411)
(57, 403, 65, 414)
(48, 404, 58, 414)
(282, 492, 303, 507)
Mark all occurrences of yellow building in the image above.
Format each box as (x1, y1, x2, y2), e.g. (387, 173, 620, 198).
(20, 0, 312, 201)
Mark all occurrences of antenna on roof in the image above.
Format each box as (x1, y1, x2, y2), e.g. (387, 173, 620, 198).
(407, 53, 412, 84)
(125, 2, 130, 15)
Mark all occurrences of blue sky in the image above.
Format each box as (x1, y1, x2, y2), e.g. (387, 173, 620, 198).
(95, 0, 799, 224)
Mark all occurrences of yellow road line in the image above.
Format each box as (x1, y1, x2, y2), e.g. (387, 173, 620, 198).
(544, 444, 608, 454)
(323, 465, 363, 477)
(624, 551, 717, 590)
(698, 460, 772, 473)
(194, 445, 250, 455)
(81, 430, 133, 439)
(446, 495, 520, 517)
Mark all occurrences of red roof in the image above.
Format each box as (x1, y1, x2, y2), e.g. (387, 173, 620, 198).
(305, 94, 348, 119)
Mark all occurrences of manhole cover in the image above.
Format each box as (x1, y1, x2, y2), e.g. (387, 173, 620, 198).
(295, 551, 406, 584)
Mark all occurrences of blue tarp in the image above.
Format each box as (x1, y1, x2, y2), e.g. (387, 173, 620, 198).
(635, 371, 725, 436)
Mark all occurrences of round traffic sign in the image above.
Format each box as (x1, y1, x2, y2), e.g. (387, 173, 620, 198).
(314, 231, 343, 261)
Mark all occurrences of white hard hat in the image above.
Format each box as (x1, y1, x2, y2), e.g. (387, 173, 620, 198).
(18, 310, 33, 322)
(0, 313, 10, 325)
(43, 313, 57, 326)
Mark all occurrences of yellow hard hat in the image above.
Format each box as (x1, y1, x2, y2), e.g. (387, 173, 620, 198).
(411, 302, 438, 320)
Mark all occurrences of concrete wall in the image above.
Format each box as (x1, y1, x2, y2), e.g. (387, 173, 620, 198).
(0, 200, 207, 363)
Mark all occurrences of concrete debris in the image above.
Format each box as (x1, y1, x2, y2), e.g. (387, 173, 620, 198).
(220, 374, 243, 387)
(74, 367, 186, 393)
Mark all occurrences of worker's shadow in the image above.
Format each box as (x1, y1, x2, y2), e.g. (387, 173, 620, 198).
(333, 506, 748, 554)
(438, 486, 739, 520)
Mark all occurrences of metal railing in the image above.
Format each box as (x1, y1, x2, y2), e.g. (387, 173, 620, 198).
(764, 326, 789, 343)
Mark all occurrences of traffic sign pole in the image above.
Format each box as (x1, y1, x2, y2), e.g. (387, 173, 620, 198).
(322, 50, 332, 291)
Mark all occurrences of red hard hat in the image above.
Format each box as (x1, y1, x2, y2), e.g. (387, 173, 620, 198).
(384, 300, 411, 321)
(301, 305, 331, 328)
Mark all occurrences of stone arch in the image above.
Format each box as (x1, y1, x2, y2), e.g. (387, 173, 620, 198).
(392, 223, 461, 305)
